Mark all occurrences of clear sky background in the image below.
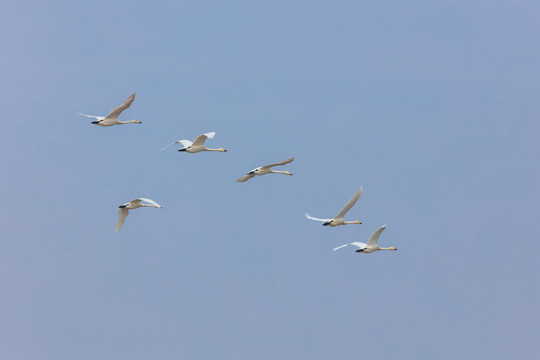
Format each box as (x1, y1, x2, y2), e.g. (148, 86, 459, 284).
(1, 1, 539, 359)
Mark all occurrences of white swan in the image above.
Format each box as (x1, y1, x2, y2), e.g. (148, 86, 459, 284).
(333, 225, 397, 253)
(305, 187, 363, 226)
(236, 157, 295, 182)
(80, 93, 141, 127)
(115, 198, 162, 233)
(160, 132, 227, 153)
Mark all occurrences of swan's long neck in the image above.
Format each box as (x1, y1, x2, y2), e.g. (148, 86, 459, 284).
(141, 204, 159, 208)
(379, 246, 396, 251)
(205, 147, 227, 152)
(344, 220, 362, 225)
(120, 119, 141, 124)
(270, 170, 292, 175)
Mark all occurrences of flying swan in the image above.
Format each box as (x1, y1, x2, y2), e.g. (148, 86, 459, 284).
(236, 157, 295, 182)
(333, 225, 397, 253)
(160, 132, 227, 153)
(80, 93, 141, 127)
(305, 187, 363, 226)
(115, 198, 162, 233)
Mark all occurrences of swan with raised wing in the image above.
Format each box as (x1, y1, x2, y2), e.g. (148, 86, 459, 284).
(80, 93, 141, 127)
(333, 225, 397, 253)
(305, 187, 363, 226)
(115, 198, 162, 233)
(236, 157, 295, 182)
(161, 132, 227, 153)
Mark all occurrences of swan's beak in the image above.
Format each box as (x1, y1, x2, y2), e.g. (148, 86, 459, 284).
(356, 221, 362, 224)
(223, 149, 228, 152)
(136, 120, 142, 124)
(287, 172, 293, 175)
(393, 247, 397, 250)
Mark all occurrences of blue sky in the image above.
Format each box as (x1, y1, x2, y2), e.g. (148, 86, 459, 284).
(1, 1, 539, 359)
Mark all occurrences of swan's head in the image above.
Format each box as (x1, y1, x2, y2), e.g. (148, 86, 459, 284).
(219, 148, 227, 152)
(391, 247, 397, 250)
(285, 171, 293, 175)
(354, 220, 362, 224)
(134, 120, 142, 124)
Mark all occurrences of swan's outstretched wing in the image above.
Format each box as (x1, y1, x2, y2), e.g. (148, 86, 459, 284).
(192, 132, 215, 146)
(115, 208, 129, 233)
(136, 198, 162, 208)
(177, 140, 193, 148)
(161, 141, 179, 151)
(260, 156, 295, 170)
(79, 113, 105, 120)
(333, 243, 351, 251)
(161, 140, 192, 151)
(367, 225, 386, 247)
(236, 173, 256, 182)
(305, 213, 332, 223)
(236, 174, 255, 182)
(107, 93, 136, 119)
(333, 242, 366, 251)
(335, 187, 363, 219)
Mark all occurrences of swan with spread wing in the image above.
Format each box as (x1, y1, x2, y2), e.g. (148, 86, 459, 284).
(161, 132, 227, 153)
(236, 157, 295, 182)
(80, 93, 141, 127)
(333, 225, 397, 253)
(305, 187, 363, 226)
(115, 198, 162, 234)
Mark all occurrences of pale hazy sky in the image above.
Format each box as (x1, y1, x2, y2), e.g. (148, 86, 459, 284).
(1, 1, 539, 359)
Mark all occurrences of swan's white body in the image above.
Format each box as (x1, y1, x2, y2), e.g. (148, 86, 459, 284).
(80, 93, 141, 127)
(333, 225, 397, 254)
(236, 157, 295, 182)
(115, 198, 162, 233)
(305, 187, 363, 226)
(161, 132, 227, 153)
